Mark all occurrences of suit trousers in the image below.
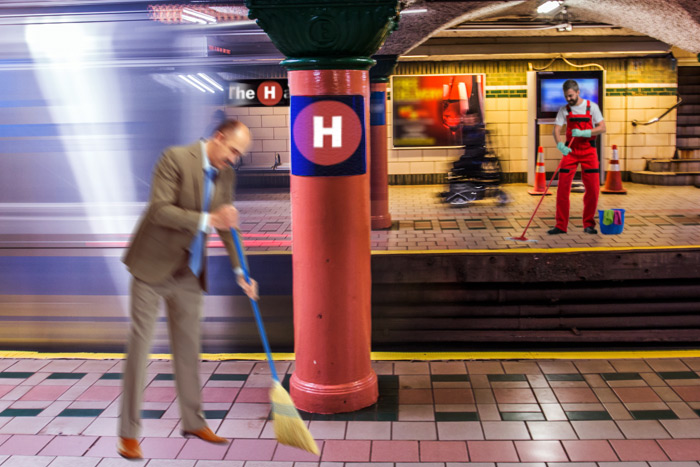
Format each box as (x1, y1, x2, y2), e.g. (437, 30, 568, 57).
(119, 270, 206, 438)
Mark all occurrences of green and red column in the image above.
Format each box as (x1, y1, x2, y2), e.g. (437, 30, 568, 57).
(369, 55, 398, 230)
(246, 0, 400, 413)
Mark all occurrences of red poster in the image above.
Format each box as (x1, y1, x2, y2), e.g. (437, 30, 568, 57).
(392, 74, 485, 147)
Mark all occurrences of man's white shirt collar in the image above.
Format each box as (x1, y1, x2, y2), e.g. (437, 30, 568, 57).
(200, 139, 214, 173)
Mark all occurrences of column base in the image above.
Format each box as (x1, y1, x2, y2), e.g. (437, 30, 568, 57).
(371, 214, 392, 230)
(289, 370, 378, 414)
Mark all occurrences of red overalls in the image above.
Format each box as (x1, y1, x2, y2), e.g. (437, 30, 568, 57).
(555, 100, 600, 231)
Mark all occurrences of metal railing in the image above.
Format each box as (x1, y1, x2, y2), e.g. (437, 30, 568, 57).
(632, 97, 683, 126)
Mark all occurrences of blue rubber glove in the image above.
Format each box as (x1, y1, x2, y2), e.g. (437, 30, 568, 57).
(571, 129, 592, 138)
(557, 142, 572, 156)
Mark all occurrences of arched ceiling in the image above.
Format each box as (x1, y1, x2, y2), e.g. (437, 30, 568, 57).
(0, 1, 697, 67)
(380, 0, 700, 58)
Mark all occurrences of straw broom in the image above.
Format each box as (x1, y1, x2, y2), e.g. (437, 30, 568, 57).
(230, 229, 319, 456)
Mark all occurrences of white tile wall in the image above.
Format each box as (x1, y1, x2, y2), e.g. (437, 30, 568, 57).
(222, 82, 678, 176)
(227, 106, 290, 169)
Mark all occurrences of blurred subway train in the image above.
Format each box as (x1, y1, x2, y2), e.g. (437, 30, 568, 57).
(0, 2, 295, 353)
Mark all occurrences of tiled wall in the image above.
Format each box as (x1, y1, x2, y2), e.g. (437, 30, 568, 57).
(223, 57, 680, 180)
(225, 106, 291, 170)
(604, 85, 678, 172)
(537, 85, 678, 174)
(391, 57, 679, 179)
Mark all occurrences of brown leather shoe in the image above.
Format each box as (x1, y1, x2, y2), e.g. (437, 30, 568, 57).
(117, 437, 143, 460)
(182, 426, 228, 444)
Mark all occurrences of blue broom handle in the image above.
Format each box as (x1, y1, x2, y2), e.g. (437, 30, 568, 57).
(230, 228, 280, 383)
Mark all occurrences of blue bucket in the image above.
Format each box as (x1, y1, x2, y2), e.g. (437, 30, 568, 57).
(598, 209, 625, 235)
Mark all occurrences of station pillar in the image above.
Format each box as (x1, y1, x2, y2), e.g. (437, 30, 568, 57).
(246, 0, 400, 413)
(369, 55, 398, 230)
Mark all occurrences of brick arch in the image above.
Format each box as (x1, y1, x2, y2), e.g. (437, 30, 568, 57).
(379, 0, 700, 56)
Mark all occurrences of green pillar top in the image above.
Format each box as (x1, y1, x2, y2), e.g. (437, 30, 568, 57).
(370, 55, 398, 83)
(246, 0, 400, 71)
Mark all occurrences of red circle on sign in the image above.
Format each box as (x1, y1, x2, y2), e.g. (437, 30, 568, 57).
(257, 81, 283, 106)
(292, 100, 362, 166)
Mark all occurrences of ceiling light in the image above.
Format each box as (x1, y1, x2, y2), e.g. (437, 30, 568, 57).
(187, 74, 215, 93)
(182, 8, 217, 24)
(181, 14, 206, 24)
(197, 73, 224, 92)
(178, 74, 206, 92)
(400, 8, 428, 14)
(537, 1, 562, 14)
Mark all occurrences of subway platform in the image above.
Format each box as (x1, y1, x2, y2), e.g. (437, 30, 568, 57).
(1, 352, 700, 465)
(236, 183, 700, 252)
(0, 182, 697, 251)
(1, 183, 699, 465)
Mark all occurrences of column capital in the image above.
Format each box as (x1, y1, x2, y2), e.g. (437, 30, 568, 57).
(370, 54, 398, 83)
(246, 0, 400, 70)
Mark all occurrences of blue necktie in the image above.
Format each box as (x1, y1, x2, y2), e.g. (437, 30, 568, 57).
(188, 166, 217, 277)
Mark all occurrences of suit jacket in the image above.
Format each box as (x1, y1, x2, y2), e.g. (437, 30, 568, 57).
(123, 141, 242, 291)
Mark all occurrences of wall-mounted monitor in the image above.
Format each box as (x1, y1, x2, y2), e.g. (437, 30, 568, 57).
(536, 71, 603, 119)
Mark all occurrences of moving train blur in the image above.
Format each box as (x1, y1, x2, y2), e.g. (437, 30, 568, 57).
(0, 2, 290, 353)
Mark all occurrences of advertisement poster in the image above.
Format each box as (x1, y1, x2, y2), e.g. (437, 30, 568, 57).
(392, 74, 485, 147)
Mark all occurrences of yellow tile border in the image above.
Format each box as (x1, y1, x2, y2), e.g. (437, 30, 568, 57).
(371, 245, 700, 255)
(246, 246, 700, 256)
(1, 350, 699, 361)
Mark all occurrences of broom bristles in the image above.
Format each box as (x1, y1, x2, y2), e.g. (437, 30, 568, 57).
(269, 381, 319, 456)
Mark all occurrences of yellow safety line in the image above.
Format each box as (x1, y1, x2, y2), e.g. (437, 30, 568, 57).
(241, 246, 700, 255)
(2, 350, 700, 361)
(371, 245, 700, 255)
(370, 350, 700, 360)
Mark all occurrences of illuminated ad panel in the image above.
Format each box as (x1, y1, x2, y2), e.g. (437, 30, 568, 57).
(391, 74, 485, 148)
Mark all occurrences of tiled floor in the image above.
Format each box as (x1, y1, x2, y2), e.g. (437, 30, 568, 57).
(1, 182, 696, 252)
(1, 356, 700, 465)
(237, 183, 700, 252)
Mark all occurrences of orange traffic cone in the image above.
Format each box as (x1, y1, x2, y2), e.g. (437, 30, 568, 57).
(602, 145, 627, 194)
(528, 146, 552, 195)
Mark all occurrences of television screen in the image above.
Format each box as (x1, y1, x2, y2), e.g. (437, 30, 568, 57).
(536, 72, 603, 119)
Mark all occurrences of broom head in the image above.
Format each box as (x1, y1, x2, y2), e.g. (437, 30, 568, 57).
(269, 380, 320, 455)
(506, 235, 538, 243)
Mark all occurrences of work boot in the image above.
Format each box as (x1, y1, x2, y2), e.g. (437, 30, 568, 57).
(547, 227, 566, 235)
(583, 226, 598, 234)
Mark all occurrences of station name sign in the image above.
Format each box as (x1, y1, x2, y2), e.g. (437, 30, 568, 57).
(226, 79, 289, 107)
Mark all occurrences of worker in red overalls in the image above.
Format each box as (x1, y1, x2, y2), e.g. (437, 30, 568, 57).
(549, 79, 607, 235)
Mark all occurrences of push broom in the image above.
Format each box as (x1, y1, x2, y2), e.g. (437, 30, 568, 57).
(507, 138, 574, 243)
(230, 228, 320, 455)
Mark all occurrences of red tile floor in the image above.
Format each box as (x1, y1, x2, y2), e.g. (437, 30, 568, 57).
(1, 354, 700, 465)
(1, 182, 699, 465)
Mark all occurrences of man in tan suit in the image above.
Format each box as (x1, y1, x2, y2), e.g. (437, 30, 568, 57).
(118, 120, 258, 460)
